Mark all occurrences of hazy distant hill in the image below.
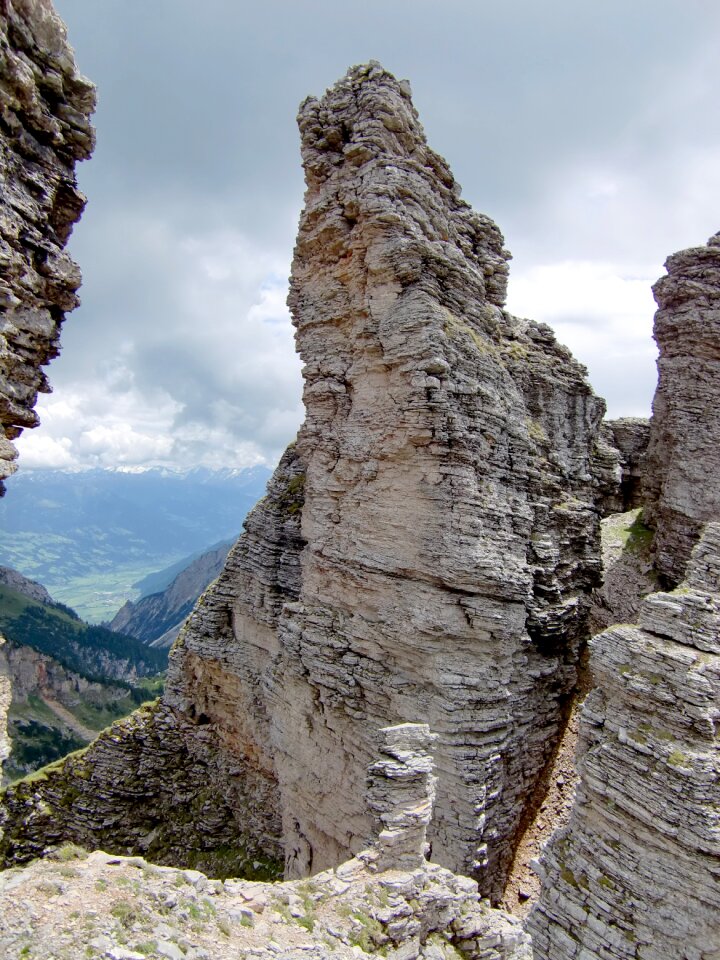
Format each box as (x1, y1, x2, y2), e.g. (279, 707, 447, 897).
(0, 466, 270, 621)
(110, 540, 233, 648)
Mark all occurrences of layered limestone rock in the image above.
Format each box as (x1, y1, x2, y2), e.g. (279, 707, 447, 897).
(0, 700, 284, 879)
(603, 417, 649, 513)
(528, 523, 720, 959)
(0, 62, 611, 902)
(168, 62, 610, 900)
(0, 637, 10, 782)
(642, 232, 720, 585)
(0, 726, 531, 960)
(0, 0, 95, 490)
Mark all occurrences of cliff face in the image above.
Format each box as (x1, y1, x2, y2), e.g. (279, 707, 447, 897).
(0, 63, 613, 900)
(168, 63, 610, 900)
(528, 522, 720, 958)
(0, 0, 95, 490)
(0, 726, 532, 960)
(642, 233, 720, 585)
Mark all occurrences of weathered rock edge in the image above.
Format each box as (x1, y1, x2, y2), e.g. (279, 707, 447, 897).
(528, 522, 720, 959)
(0, 62, 618, 902)
(0, 724, 531, 960)
(0, 0, 95, 490)
(642, 231, 720, 585)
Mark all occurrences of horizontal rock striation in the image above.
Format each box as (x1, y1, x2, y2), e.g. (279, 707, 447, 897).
(167, 62, 610, 900)
(528, 523, 720, 959)
(0, 63, 612, 904)
(603, 417, 650, 513)
(0, 700, 284, 879)
(0, 726, 531, 960)
(642, 232, 720, 585)
(0, 0, 95, 491)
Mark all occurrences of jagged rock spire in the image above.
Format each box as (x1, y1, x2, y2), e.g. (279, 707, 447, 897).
(642, 231, 720, 585)
(529, 522, 720, 958)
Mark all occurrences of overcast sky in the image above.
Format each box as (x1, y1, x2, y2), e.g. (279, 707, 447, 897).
(16, 0, 720, 472)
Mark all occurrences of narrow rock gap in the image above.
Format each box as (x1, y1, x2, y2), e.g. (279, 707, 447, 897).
(500, 642, 593, 916)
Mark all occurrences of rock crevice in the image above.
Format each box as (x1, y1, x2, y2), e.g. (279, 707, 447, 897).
(529, 523, 720, 958)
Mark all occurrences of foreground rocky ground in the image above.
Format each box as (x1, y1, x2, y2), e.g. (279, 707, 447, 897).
(0, 847, 530, 960)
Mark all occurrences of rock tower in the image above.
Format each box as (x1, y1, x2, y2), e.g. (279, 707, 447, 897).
(1, 62, 613, 903)
(643, 232, 720, 585)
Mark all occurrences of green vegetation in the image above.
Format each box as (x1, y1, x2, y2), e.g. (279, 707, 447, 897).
(0, 583, 167, 680)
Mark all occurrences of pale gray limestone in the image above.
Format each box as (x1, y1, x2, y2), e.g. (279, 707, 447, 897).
(643, 232, 720, 585)
(528, 523, 720, 959)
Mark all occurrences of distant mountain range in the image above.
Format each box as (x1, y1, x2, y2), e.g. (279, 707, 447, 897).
(0, 466, 271, 621)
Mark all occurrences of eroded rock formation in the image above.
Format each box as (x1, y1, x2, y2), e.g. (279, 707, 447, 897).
(0, 0, 94, 490)
(603, 417, 650, 513)
(0, 62, 612, 902)
(528, 523, 720, 958)
(168, 62, 614, 900)
(0, 725, 531, 960)
(642, 232, 720, 585)
(0, 638, 10, 782)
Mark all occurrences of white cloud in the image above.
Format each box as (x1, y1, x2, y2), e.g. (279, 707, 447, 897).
(506, 261, 659, 417)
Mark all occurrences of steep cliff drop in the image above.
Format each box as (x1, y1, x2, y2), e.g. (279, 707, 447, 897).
(0, 0, 94, 807)
(0, 62, 614, 902)
(529, 522, 720, 958)
(642, 233, 720, 586)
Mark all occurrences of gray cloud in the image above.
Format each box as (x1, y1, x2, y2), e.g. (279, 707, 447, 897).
(18, 0, 720, 470)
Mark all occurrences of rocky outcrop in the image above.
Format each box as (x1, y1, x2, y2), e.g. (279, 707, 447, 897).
(603, 417, 649, 513)
(528, 523, 720, 959)
(109, 540, 233, 648)
(0, 637, 10, 782)
(642, 232, 720, 585)
(0, 565, 54, 604)
(0, 700, 285, 879)
(0, 0, 95, 490)
(166, 62, 612, 901)
(0, 61, 611, 901)
(0, 723, 531, 960)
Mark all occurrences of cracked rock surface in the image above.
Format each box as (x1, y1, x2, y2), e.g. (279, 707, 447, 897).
(528, 523, 720, 959)
(643, 232, 720, 585)
(0, 62, 612, 903)
(0, 0, 95, 490)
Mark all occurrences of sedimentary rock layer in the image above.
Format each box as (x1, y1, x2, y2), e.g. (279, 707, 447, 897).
(0, 0, 95, 490)
(603, 417, 649, 513)
(528, 523, 720, 959)
(0, 63, 613, 902)
(0, 726, 531, 960)
(0, 700, 284, 879)
(168, 62, 611, 900)
(642, 232, 720, 585)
